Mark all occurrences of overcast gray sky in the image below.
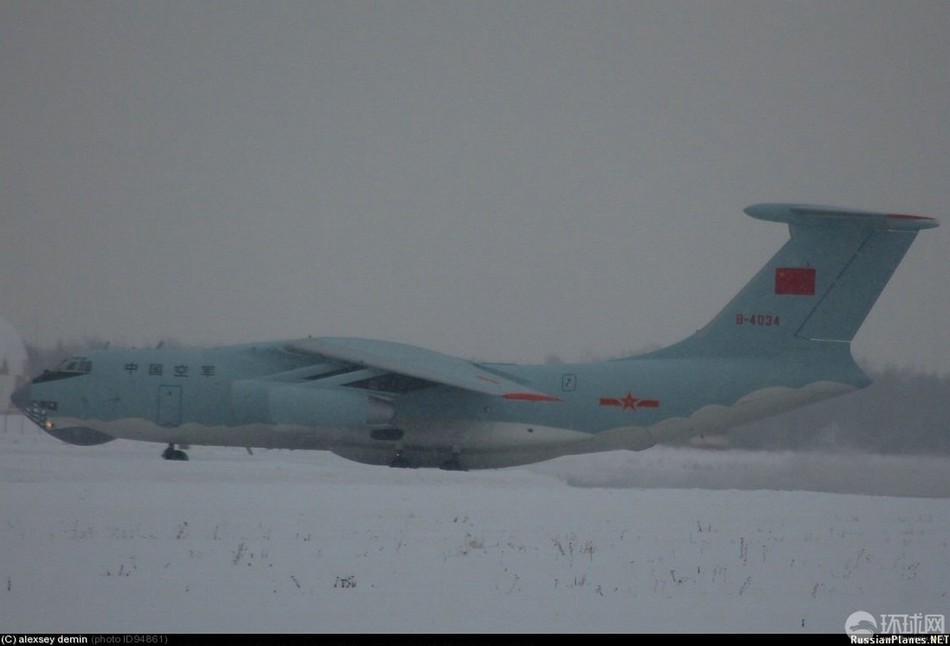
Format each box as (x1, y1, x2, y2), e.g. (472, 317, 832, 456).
(2, 1, 948, 374)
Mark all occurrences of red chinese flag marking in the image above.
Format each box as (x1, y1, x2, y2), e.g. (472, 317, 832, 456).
(774, 267, 815, 295)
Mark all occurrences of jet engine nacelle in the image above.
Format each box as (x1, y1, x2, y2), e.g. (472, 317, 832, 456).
(232, 381, 393, 428)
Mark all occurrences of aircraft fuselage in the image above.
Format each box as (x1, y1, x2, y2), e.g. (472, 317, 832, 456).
(12, 204, 938, 469)
(16, 340, 861, 469)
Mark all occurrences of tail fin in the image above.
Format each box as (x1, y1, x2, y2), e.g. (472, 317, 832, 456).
(646, 203, 938, 359)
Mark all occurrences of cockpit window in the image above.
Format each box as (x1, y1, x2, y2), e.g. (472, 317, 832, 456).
(58, 357, 92, 374)
(33, 356, 93, 383)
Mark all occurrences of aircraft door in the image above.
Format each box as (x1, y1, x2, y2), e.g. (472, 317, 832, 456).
(158, 385, 182, 427)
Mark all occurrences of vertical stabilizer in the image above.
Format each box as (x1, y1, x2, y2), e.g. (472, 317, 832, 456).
(644, 204, 938, 359)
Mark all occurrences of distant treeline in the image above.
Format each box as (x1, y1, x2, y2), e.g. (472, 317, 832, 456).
(24, 340, 950, 456)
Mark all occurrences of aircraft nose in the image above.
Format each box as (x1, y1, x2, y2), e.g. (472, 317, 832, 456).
(10, 382, 31, 412)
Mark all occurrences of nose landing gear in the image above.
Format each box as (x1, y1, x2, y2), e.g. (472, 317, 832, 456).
(162, 443, 189, 461)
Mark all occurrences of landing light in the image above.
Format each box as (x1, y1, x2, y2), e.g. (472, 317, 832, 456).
(44, 419, 55, 431)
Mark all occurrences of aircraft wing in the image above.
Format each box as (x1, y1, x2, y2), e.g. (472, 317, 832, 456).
(286, 337, 559, 401)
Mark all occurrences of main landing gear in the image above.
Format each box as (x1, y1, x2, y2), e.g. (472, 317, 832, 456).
(388, 448, 468, 471)
(162, 443, 189, 461)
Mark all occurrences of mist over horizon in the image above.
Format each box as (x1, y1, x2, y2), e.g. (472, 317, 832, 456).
(534, 447, 950, 499)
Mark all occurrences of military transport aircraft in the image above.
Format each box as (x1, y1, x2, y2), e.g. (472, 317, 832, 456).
(11, 204, 938, 469)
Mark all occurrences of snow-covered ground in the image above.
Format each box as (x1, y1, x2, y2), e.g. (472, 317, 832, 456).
(2, 415, 948, 634)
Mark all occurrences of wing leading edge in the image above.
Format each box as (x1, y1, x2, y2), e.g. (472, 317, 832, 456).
(286, 337, 560, 401)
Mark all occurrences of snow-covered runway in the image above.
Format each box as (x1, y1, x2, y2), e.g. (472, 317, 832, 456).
(2, 417, 947, 633)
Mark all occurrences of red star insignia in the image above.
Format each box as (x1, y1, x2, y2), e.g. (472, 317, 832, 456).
(598, 392, 660, 411)
(619, 391, 639, 410)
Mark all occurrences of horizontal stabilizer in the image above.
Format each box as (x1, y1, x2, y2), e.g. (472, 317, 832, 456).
(287, 337, 560, 401)
(745, 203, 939, 231)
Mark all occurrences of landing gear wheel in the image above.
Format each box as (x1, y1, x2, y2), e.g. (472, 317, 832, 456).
(162, 443, 189, 461)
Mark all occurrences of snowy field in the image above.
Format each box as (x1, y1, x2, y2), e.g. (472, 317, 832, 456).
(1, 415, 948, 634)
